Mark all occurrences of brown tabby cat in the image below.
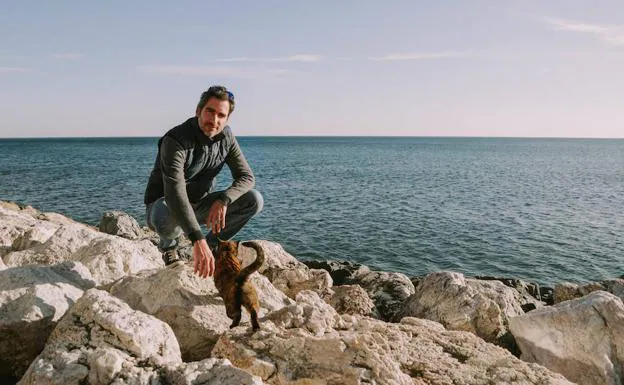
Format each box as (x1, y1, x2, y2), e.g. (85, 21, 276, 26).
(213, 239, 265, 331)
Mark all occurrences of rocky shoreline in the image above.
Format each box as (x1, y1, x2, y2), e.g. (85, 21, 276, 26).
(1, 200, 623, 384)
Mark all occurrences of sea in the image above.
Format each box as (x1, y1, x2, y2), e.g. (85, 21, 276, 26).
(1, 136, 623, 287)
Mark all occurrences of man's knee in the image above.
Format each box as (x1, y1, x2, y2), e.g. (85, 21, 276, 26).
(235, 189, 263, 215)
(149, 198, 183, 239)
(248, 189, 264, 215)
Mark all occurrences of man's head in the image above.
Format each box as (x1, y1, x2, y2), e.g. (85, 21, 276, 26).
(196, 85, 236, 138)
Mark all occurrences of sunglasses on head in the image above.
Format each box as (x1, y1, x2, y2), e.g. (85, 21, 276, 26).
(208, 86, 235, 101)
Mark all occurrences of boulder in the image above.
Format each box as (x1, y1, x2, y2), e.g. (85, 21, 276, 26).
(212, 295, 573, 385)
(0, 206, 38, 258)
(356, 270, 415, 321)
(98, 211, 142, 240)
(0, 262, 96, 378)
(162, 358, 264, 384)
(1, 207, 163, 285)
(509, 290, 624, 385)
(303, 260, 370, 286)
(328, 284, 377, 317)
(394, 271, 525, 349)
(18, 288, 182, 385)
(554, 279, 624, 304)
(304, 259, 415, 321)
(474, 275, 547, 310)
(109, 262, 293, 361)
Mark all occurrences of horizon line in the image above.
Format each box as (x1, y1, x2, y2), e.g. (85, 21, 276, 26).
(1, 134, 624, 140)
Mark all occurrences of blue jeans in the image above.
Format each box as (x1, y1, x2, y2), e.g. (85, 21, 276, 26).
(146, 189, 264, 251)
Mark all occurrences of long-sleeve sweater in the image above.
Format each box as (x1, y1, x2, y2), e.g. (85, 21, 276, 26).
(144, 117, 255, 243)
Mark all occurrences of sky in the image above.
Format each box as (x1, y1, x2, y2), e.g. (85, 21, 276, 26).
(0, 0, 623, 138)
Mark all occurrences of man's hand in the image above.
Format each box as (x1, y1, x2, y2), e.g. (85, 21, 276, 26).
(206, 200, 227, 235)
(193, 239, 215, 278)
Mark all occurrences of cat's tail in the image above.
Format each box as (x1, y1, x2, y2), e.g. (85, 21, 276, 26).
(236, 241, 265, 284)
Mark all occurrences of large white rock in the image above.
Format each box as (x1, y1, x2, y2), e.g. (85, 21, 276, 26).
(98, 210, 142, 240)
(554, 279, 624, 304)
(212, 308, 573, 384)
(268, 290, 346, 336)
(109, 262, 294, 361)
(395, 271, 525, 345)
(162, 358, 265, 385)
(509, 290, 624, 385)
(18, 288, 182, 385)
(1, 206, 163, 285)
(239, 240, 333, 300)
(356, 270, 415, 321)
(0, 261, 96, 378)
(0, 206, 38, 258)
(329, 284, 377, 317)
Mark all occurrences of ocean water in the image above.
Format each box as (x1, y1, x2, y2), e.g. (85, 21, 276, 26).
(1, 136, 623, 286)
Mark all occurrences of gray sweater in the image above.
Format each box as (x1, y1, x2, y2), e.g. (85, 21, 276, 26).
(144, 117, 255, 243)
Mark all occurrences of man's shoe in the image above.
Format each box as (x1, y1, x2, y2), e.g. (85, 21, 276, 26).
(162, 248, 180, 266)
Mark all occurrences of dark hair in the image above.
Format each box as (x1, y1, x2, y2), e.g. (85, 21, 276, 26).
(197, 85, 235, 115)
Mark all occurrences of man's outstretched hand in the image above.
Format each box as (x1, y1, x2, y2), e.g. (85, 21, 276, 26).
(206, 200, 227, 235)
(193, 239, 215, 278)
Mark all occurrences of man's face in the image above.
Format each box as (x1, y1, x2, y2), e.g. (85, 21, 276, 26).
(196, 97, 230, 137)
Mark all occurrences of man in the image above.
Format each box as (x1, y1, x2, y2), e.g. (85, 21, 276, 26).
(144, 85, 263, 278)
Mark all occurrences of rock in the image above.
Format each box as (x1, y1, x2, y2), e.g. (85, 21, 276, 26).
(212, 312, 573, 385)
(0, 257, 6, 271)
(18, 288, 182, 385)
(11, 223, 58, 251)
(0, 262, 96, 378)
(303, 260, 370, 286)
(98, 211, 142, 240)
(395, 271, 525, 349)
(239, 240, 333, 300)
(509, 290, 624, 385)
(268, 290, 345, 336)
(554, 279, 624, 304)
(304, 259, 415, 321)
(356, 270, 415, 321)
(328, 284, 377, 317)
(2, 207, 163, 285)
(474, 275, 546, 310)
(109, 262, 293, 361)
(0, 206, 38, 258)
(162, 358, 265, 384)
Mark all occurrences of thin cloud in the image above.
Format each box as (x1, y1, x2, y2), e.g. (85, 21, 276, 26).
(368, 51, 470, 61)
(209, 54, 322, 63)
(541, 16, 624, 45)
(136, 65, 295, 78)
(0, 67, 32, 73)
(52, 53, 84, 60)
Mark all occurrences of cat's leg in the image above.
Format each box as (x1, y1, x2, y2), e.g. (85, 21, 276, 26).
(230, 310, 242, 328)
(244, 303, 261, 331)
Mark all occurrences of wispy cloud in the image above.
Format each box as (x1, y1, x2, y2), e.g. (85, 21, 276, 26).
(52, 53, 84, 60)
(368, 51, 470, 61)
(136, 65, 295, 78)
(541, 17, 624, 45)
(0, 67, 32, 73)
(208, 54, 322, 63)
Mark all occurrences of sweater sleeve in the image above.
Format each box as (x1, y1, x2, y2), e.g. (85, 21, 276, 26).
(160, 136, 204, 243)
(222, 136, 255, 204)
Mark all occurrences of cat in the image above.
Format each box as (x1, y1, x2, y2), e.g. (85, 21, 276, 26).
(213, 239, 265, 331)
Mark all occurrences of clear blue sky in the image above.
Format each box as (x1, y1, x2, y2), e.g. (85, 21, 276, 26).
(1, 0, 623, 138)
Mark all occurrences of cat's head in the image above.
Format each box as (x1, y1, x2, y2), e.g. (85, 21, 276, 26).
(216, 238, 240, 259)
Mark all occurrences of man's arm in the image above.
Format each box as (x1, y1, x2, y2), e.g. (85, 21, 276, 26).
(160, 136, 204, 243)
(221, 137, 255, 204)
